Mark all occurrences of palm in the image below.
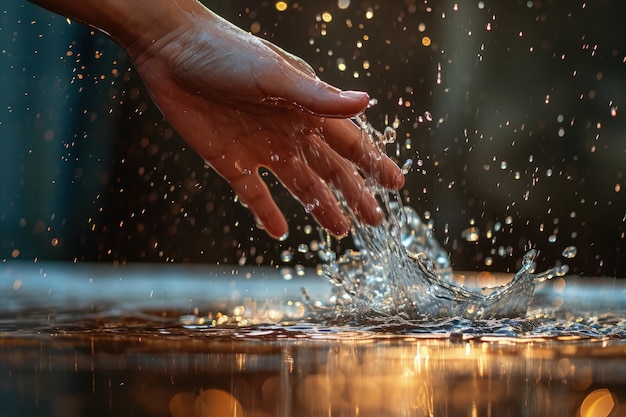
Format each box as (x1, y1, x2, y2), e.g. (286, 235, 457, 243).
(130, 14, 403, 239)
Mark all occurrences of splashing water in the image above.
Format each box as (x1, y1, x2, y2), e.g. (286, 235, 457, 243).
(318, 115, 569, 322)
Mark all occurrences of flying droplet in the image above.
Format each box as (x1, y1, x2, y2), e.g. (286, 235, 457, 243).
(383, 126, 396, 143)
(561, 246, 577, 259)
(461, 227, 480, 242)
(401, 159, 413, 175)
(281, 267, 294, 280)
(280, 249, 293, 262)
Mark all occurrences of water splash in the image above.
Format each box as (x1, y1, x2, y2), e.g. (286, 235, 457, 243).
(319, 115, 568, 321)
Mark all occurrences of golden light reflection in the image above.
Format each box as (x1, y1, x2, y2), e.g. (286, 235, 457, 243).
(159, 339, 626, 417)
(579, 389, 618, 417)
(336, 57, 347, 71)
(170, 389, 244, 417)
(275, 1, 288, 12)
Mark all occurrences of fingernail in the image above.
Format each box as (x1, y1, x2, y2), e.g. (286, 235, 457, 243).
(339, 90, 369, 101)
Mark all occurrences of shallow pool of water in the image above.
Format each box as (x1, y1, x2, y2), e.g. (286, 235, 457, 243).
(1, 262, 625, 417)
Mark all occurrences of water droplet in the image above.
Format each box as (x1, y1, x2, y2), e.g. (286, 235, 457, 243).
(270, 154, 280, 162)
(281, 267, 293, 280)
(280, 249, 293, 262)
(297, 243, 309, 253)
(318, 248, 336, 263)
(338, 0, 350, 10)
(562, 246, 577, 259)
(383, 126, 396, 143)
(278, 232, 289, 241)
(401, 159, 413, 175)
(304, 198, 320, 214)
(241, 168, 252, 176)
(462, 227, 480, 242)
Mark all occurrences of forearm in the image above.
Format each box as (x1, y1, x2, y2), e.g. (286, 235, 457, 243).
(28, 0, 208, 57)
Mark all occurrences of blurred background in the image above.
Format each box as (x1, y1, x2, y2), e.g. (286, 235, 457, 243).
(1, 0, 624, 276)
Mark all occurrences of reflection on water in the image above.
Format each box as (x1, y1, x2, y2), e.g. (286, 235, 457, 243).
(2, 318, 626, 417)
(1, 262, 626, 416)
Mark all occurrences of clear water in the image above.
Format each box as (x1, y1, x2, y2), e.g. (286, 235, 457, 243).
(1, 82, 624, 417)
(2, 263, 626, 417)
(2, 1, 626, 416)
(308, 115, 572, 326)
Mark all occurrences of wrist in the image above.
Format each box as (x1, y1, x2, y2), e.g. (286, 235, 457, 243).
(30, 0, 206, 61)
(108, 0, 196, 60)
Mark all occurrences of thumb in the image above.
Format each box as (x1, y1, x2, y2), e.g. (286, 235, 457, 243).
(272, 75, 370, 117)
(259, 40, 370, 117)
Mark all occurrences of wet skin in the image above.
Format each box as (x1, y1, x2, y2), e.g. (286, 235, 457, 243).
(29, 0, 405, 238)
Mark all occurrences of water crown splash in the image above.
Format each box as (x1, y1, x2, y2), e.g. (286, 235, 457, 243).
(319, 114, 569, 322)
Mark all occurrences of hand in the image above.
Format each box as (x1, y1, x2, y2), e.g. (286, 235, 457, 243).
(125, 4, 405, 239)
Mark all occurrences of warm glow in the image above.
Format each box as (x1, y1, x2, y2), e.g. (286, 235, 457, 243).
(579, 389, 617, 417)
(337, 57, 347, 71)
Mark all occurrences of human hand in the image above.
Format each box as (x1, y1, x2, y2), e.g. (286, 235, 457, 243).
(125, 3, 404, 239)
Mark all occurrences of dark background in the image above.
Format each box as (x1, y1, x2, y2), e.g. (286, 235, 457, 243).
(1, 0, 624, 276)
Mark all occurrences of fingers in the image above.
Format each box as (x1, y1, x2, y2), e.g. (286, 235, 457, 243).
(322, 118, 405, 189)
(297, 135, 384, 226)
(226, 161, 350, 238)
(270, 158, 352, 237)
(282, 82, 370, 118)
(223, 160, 352, 239)
(227, 173, 289, 239)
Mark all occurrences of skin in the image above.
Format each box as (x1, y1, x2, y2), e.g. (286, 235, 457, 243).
(29, 0, 405, 239)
